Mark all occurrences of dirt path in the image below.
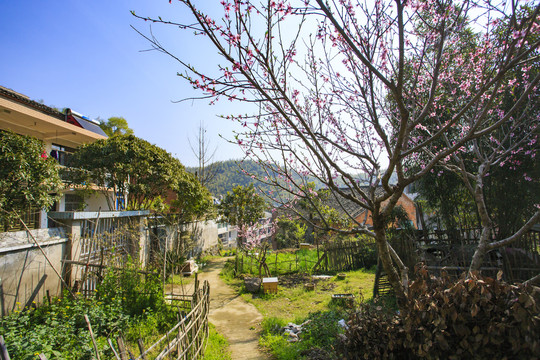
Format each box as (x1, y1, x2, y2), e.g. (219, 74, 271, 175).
(197, 257, 270, 360)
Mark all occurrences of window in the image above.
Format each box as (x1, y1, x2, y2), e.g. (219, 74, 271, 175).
(64, 193, 84, 211)
(50, 144, 76, 167)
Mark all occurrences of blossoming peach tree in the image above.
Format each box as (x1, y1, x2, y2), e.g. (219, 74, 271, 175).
(133, 0, 540, 304)
(238, 218, 277, 277)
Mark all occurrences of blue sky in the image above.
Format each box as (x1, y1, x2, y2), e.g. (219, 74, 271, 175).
(0, 1, 244, 167)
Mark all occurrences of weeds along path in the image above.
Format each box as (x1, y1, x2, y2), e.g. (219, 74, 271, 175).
(199, 257, 270, 360)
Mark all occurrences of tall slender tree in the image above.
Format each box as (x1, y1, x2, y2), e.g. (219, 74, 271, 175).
(188, 120, 219, 187)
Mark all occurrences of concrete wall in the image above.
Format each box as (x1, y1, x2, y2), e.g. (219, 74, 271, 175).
(82, 192, 111, 212)
(55, 190, 110, 212)
(0, 211, 219, 315)
(157, 219, 220, 257)
(189, 220, 219, 254)
(0, 228, 67, 315)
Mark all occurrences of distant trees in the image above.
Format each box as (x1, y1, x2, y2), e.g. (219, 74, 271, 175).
(0, 131, 61, 228)
(218, 184, 266, 247)
(274, 217, 307, 249)
(98, 117, 134, 137)
(200, 160, 268, 197)
(67, 135, 212, 219)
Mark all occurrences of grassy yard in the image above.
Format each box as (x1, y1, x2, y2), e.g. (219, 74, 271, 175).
(220, 254, 377, 359)
(236, 248, 322, 276)
(245, 268, 375, 321)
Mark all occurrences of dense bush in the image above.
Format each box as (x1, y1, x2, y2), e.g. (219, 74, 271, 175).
(0, 130, 61, 230)
(1, 267, 177, 359)
(354, 240, 378, 269)
(302, 310, 346, 349)
(0, 294, 127, 359)
(97, 266, 175, 327)
(338, 269, 540, 359)
(275, 217, 307, 249)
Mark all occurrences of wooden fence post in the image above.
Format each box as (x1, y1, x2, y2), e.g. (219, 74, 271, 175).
(137, 339, 148, 360)
(107, 338, 121, 360)
(116, 336, 129, 360)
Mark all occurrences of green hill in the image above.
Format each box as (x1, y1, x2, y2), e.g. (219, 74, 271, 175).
(189, 159, 387, 200)
(187, 159, 272, 198)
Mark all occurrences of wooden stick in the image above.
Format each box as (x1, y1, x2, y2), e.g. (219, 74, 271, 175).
(107, 338, 121, 360)
(61, 260, 154, 274)
(116, 336, 129, 360)
(137, 339, 148, 360)
(84, 315, 101, 360)
(12, 211, 75, 298)
(0, 281, 5, 318)
(0, 335, 11, 360)
(23, 274, 48, 311)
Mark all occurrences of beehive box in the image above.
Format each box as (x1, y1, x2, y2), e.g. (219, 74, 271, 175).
(299, 243, 311, 250)
(262, 277, 278, 294)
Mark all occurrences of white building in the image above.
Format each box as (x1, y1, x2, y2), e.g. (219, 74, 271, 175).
(0, 85, 110, 229)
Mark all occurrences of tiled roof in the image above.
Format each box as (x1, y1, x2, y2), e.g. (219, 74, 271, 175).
(277, 186, 386, 221)
(0, 85, 65, 121)
(325, 186, 385, 219)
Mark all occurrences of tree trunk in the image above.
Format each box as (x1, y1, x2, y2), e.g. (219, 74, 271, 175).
(468, 169, 493, 273)
(372, 214, 408, 309)
(469, 226, 492, 272)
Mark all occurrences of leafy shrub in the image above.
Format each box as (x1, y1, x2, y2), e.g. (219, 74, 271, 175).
(1, 265, 178, 359)
(97, 264, 170, 322)
(0, 130, 61, 230)
(338, 269, 540, 359)
(353, 240, 378, 269)
(302, 310, 346, 349)
(275, 218, 307, 249)
(1, 294, 127, 359)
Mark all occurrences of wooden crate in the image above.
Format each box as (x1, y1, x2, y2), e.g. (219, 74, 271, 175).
(262, 277, 278, 294)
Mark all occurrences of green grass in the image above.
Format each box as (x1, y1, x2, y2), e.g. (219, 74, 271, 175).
(236, 249, 322, 276)
(202, 324, 232, 360)
(242, 268, 375, 321)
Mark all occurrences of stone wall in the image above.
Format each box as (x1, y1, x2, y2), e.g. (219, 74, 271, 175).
(0, 228, 68, 315)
